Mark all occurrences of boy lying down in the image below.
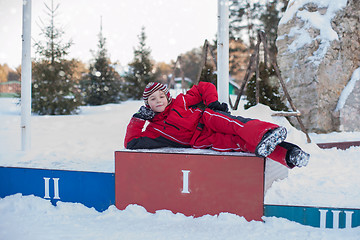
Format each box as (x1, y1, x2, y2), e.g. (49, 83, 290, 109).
(125, 82, 309, 169)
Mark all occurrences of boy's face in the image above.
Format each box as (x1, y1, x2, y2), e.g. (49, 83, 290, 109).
(148, 90, 168, 113)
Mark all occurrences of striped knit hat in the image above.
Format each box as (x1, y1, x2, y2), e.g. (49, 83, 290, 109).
(143, 82, 172, 107)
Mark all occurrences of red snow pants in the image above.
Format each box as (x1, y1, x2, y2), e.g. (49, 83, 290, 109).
(192, 109, 290, 168)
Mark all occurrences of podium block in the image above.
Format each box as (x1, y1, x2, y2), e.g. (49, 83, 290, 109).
(115, 151, 264, 221)
(0, 166, 115, 212)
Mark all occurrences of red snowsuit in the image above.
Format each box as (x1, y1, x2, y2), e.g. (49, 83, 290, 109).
(125, 82, 293, 168)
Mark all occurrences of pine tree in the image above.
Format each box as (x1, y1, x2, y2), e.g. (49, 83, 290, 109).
(179, 48, 202, 83)
(260, 0, 288, 54)
(82, 19, 122, 105)
(122, 27, 157, 100)
(244, 62, 288, 111)
(199, 62, 217, 85)
(32, 0, 81, 115)
(229, 0, 262, 48)
(229, 0, 288, 51)
(178, 46, 217, 85)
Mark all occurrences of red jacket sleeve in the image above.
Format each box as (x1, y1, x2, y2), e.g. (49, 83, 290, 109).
(183, 82, 218, 106)
(124, 117, 146, 148)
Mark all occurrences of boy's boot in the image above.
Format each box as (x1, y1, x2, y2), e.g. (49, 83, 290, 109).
(255, 127, 287, 157)
(287, 147, 310, 167)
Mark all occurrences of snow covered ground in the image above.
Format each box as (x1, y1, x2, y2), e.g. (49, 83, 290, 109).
(1, 97, 360, 239)
(2, 0, 358, 238)
(1, 194, 359, 240)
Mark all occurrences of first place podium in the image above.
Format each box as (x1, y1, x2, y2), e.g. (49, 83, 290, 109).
(115, 151, 265, 221)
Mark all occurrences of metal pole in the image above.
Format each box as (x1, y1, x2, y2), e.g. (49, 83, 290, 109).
(21, 0, 32, 151)
(217, 0, 229, 104)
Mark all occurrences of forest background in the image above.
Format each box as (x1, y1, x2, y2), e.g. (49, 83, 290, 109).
(0, 0, 289, 115)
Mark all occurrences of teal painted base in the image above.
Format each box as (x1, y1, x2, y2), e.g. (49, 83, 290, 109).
(264, 205, 360, 229)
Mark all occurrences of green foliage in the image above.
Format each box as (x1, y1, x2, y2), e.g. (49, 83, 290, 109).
(229, 0, 261, 48)
(82, 26, 122, 105)
(32, 61, 82, 115)
(178, 48, 202, 83)
(122, 27, 157, 100)
(32, 1, 81, 115)
(259, 1, 288, 54)
(179, 44, 217, 86)
(229, 0, 288, 52)
(245, 63, 288, 111)
(199, 62, 217, 85)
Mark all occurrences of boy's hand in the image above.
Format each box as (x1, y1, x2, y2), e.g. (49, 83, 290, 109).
(208, 101, 230, 113)
(133, 106, 155, 120)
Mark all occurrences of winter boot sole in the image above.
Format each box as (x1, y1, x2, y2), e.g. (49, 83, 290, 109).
(290, 150, 310, 167)
(255, 127, 287, 158)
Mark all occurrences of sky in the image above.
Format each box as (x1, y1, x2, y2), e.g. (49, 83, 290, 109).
(0, 0, 218, 69)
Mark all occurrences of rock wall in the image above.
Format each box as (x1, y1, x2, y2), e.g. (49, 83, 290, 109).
(336, 68, 360, 131)
(276, 0, 360, 133)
